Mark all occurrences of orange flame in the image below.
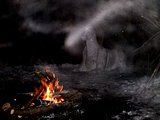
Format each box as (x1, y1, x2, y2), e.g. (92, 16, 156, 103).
(40, 78, 64, 104)
(33, 69, 64, 105)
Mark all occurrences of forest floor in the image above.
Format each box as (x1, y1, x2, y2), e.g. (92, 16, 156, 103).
(0, 64, 160, 120)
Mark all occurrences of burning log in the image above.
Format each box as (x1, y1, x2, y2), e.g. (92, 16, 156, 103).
(1, 90, 82, 119)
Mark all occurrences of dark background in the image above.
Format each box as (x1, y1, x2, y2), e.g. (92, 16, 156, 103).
(0, 0, 160, 72)
(0, 0, 84, 65)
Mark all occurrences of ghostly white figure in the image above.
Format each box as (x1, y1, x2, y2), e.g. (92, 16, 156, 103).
(80, 26, 100, 71)
(64, 0, 157, 71)
(65, 25, 127, 71)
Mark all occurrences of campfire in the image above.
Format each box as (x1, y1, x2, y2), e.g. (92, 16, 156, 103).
(1, 68, 83, 119)
(1, 67, 83, 120)
(31, 70, 64, 106)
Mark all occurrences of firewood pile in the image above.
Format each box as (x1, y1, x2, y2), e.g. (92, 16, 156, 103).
(1, 90, 82, 119)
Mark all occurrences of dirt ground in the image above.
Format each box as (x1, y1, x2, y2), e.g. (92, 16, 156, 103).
(0, 64, 160, 120)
